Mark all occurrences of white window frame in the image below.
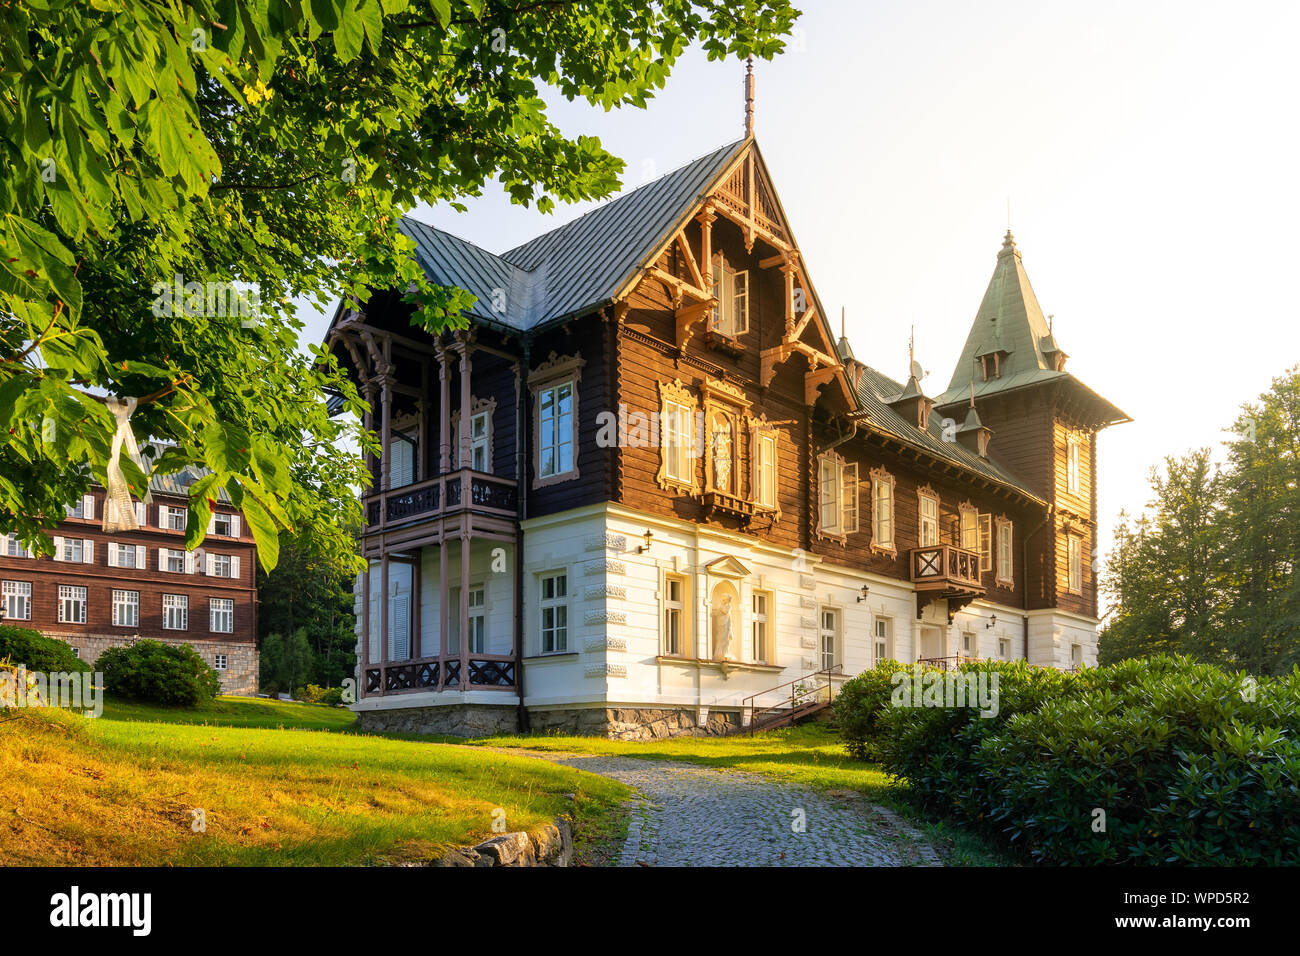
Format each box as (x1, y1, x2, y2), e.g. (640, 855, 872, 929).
(112, 589, 139, 628)
(818, 607, 839, 671)
(1071, 643, 1083, 666)
(754, 430, 778, 509)
(998, 637, 1011, 660)
(58, 585, 87, 625)
(163, 506, 187, 531)
(979, 513, 993, 572)
(470, 411, 491, 473)
(663, 573, 689, 658)
(467, 586, 486, 654)
(873, 616, 893, 665)
(996, 518, 1014, 586)
(709, 253, 749, 338)
(1067, 434, 1081, 494)
(918, 487, 940, 548)
(961, 630, 977, 658)
(163, 593, 188, 630)
(538, 571, 568, 654)
(214, 654, 229, 670)
(959, 503, 979, 552)
(210, 598, 234, 634)
(536, 380, 577, 484)
(2, 580, 32, 621)
(817, 455, 858, 538)
(1068, 534, 1083, 594)
(870, 467, 896, 553)
(3, 535, 31, 559)
(751, 589, 773, 664)
(663, 399, 696, 488)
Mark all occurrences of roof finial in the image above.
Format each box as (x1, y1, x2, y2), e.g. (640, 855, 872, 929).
(744, 55, 755, 138)
(841, 306, 845, 339)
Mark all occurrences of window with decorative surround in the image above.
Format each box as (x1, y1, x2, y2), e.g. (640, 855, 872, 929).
(529, 352, 585, 489)
(979, 513, 993, 572)
(663, 573, 690, 657)
(709, 252, 748, 338)
(870, 467, 896, 553)
(454, 396, 497, 473)
(751, 423, 780, 512)
(1068, 534, 1083, 594)
(751, 590, 773, 664)
(917, 486, 940, 547)
(657, 379, 699, 495)
(873, 616, 893, 665)
(538, 571, 568, 654)
(816, 453, 858, 539)
(959, 502, 979, 552)
(1067, 433, 1081, 494)
(996, 517, 1014, 586)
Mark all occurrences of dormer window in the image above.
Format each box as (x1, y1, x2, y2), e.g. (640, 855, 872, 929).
(710, 253, 748, 338)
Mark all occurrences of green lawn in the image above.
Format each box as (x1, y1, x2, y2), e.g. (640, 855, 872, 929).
(100, 694, 359, 731)
(4, 700, 627, 866)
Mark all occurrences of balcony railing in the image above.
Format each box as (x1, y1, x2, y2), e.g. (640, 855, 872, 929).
(364, 653, 518, 696)
(365, 469, 518, 529)
(909, 544, 983, 591)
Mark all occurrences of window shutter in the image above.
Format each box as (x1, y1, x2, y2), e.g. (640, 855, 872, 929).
(734, 270, 748, 334)
(207, 515, 216, 535)
(134, 501, 147, 525)
(205, 552, 215, 576)
(231, 556, 240, 581)
(106, 543, 117, 568)
(83, 495, 94, 519)
(842, 462, 859, 534)
(157, 549, 166, 572)
(185, 551, 196, 574)
(231, 515, 241, 538)
(136, 545, 147, 568)
(389, 595, 410, 660)
(82, 540, 93, 563)
(53, 536, 65, 561)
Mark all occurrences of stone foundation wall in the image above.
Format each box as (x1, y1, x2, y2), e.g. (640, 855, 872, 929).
(44, 631, 258, 696)
(528, 706, 741, 741)
(356, 703, 521, 737)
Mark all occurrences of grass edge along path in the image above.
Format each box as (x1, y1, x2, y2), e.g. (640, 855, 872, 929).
(2, 703, 628, 866)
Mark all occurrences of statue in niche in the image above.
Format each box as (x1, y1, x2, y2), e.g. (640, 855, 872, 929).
(711, 418, 733, 493)
(711, 593, 736, 661)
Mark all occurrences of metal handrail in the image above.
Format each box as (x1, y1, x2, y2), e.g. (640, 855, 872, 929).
(741, 665, 847, 733)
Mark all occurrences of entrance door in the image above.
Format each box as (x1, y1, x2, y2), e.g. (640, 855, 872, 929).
(919, 625, 943, 661)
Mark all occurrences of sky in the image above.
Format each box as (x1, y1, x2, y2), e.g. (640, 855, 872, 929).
(299, 0, 1300, 577)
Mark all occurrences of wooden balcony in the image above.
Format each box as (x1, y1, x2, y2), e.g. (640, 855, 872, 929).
(364, 469, 518, 531)
(364, 653, 518, 696)
(910, 544, 983, 591)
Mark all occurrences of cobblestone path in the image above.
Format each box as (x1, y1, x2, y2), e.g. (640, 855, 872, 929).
(510, 751, 943, 867)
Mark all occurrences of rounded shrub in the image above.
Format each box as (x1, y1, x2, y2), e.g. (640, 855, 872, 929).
(0, 624, 89, 673)
(97, 639, 222, 707)
(832, 659, 910, 759)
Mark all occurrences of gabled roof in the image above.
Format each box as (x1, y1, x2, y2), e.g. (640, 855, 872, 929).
(853, 364, 1040, 501)
(397, 140, 747, 331)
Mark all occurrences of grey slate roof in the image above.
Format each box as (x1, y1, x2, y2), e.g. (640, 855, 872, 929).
(854, 364, 1039, 499)
(399, 140, 746, 331)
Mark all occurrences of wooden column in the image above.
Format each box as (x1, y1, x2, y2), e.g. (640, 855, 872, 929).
(360, 564, 370, 695)
(437, 345, 451, 474)
(457, 337, 472, 472)
(438, 536, 450, 690)
(411, 555, 421, 659)
(379, 366, 394, 493)
(361, 381, 377, 490)
(379, 554, 390, 692)
(460, 526, 471, 687)
(698, 208, 715, 290)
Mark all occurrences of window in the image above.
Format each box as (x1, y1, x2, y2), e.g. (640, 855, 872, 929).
(871, 469, 895, 550)
(163, 594, 188, 630)
(214, 654, 228, 670)
(210, 598, 234, 634)
(537, 381, 576, 481)
(1068, 535, 1083, 594)
(961, 631, 976, 657)
(960, 504, 979, 552)
(2, 581, 32, 620)
(58, 585, 87, 625)
(819, 609, 838, 670)
(470, 411, 491, 473)
(918, 488, 939, 547)
(212, 512, 237, 536)
(161, 548, 186, 573)
(112, 590, 139, 628)
(1070, 643, 1083, 667)
(754, 431, 777, 509)
(818, 456, 858, 536)
(539, 572, 568, 654)
(61, 538, 84, 563)
(211, 554, 232, 578)
(663, 574, 687, 657)
(390, 437, 415, 487)
(71, 647, 80, 659)
(53, 536, 92, 564)
(996, 519, 1014, 585)
(751, 590, 772, 664)
(66, 498, 84, 519)
(1067, 435, 1081, 494)
(467, 587, 485, 653)
(134, 501, 148, 526)
(662, 398, 695, 487)
(998, 637, 1011, 660)
(3, 535, 31, 558)
(709, 253, 749, 338)
(873, 617, 893, 664)
(163, 506, 187, 531)
(979, 514, 993, 572)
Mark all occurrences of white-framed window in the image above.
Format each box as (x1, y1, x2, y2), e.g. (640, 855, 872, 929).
(66, 499, 84, 519)
(112, 590, 139, 628)
(751, 589, 772, 664)
(210, 598, 234, 634)
(1067, 435, 1081, 494)
(819, 608, 839, 670)
(53, 537, 92, 564)
(663, 398, 695, 486)
(539, 571, 568, 654)
(1070, 643, 1083, 666)
(160, 548, 186, 573)
(214, 654, 228, 670)
(871, 471, 895, 550)
(918, 489, 939, 547)
(818, 456, 858, 536)
(71, 646, 80, 660)
(57, 585, 87, 625)
(754, 431, 778, 509)
(390, 436, 415, 487)
(108, 543, 145, 569)
(3, 535, 31, 559)
(996, 519, 1014, 585)
(471, 411, 491, 473)
(873, 616, 893, 664)
(467, 586, 485, 653)
(211, 512, 240, 537)
(979, 513, 993, 572)
(134, 500, 148, 526)
(163, 506, 187, 531)
(663, 573, 688, 657)
(213, 554, 232, 578)
(537, 381, 576, 481)
(163, 594, 188, 630)
(960, 504, 979, 552)
(998, 637, 1011, 659)
(2, 581, 32, 621)
(710, 253, 749, 337)
(961, 631, 976, 657)
(1068, 535, 1083, 594)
